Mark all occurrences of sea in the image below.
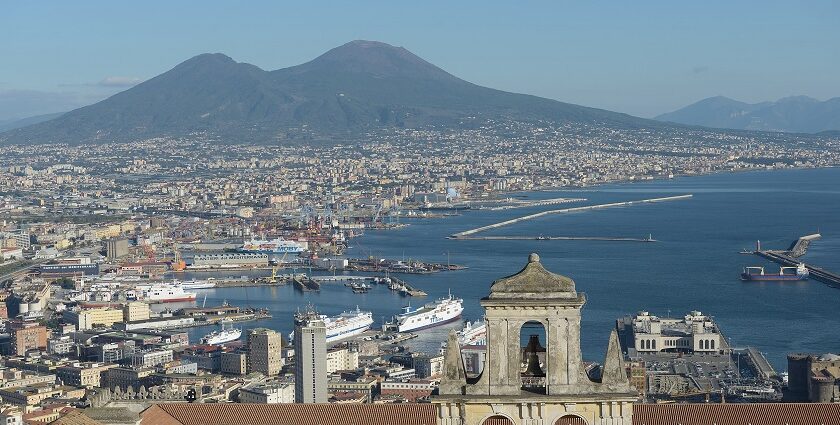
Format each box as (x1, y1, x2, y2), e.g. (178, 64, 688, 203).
(168, 167, 840, 371)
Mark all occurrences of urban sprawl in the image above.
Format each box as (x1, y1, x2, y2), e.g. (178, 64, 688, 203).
(0, 121, 839, 424)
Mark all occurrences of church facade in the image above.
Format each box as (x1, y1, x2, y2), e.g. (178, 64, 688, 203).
(434, 253, 637, 425)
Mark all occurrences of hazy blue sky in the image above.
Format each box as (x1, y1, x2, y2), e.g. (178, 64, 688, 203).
(1, 1, 838, 120)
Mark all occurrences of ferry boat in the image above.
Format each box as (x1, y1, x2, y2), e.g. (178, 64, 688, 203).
(385, 293, 463, 332)
(238, 237, 305, 254)
(142, 284, 197, 303)
(200, 324, 242, 345)
(291, 307, 374, 344)
(179, 279, 216, 290)
(740, 264, 809, 281)
(457, 319, 487, 346)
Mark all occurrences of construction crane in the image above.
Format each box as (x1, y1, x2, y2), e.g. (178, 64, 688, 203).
(170, 245, 186, 271)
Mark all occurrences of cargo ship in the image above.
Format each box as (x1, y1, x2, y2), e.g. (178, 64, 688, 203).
(385, 292, 463, 332)
(740, 264, 809, 281)
(141, 284, 198, 303)
(291, 307, 374, 343)
(238, 238, 305, 254)
(200, 324, 242, 345)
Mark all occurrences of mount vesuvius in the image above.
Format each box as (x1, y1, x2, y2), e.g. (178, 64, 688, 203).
(1, 40, 667, 144)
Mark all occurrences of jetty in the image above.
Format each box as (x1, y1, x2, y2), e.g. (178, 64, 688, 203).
(756, 250, 840, 289)
(386, 276, 427, 297)
(752, 233, 840, 289)
(456, 235, 656, 242)
(450, 194, 693, 238)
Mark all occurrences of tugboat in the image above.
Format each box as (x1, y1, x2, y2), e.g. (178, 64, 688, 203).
(740, 264, 809, 281)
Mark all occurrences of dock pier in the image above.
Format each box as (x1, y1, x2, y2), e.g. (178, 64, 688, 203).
(756, 250, 840, 288)
(387, 276, 427, 297)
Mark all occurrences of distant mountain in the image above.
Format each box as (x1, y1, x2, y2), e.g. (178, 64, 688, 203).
(0, 112, 64, 132)
(2, 40, 664, 144)
(656, 96, 840, 133)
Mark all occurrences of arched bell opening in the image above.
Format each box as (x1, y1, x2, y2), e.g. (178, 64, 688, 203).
(520, 320, 547, 393)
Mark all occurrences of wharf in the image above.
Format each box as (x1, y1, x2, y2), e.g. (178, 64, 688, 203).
(311, 275, 372, 283)
(756, 250, 840, 288)
(347, 257, 466, 274)
(450, 194, 693, 238)
(744, 346, 778, 380)
(385, 276, 427, 297)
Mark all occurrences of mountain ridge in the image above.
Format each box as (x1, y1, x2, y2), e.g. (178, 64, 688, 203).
(3, 40, 667, 144)
(656, 96, 840, 133)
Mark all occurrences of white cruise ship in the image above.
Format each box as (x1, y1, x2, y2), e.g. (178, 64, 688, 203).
(291, 307, 374, 344)
(238, 237, 306, 254)
(386, 293, 463, 332)
(457, 319, 487, 346)
(179, 279, 216, 290)
(200, 325, 242, 345)
(142, 284, 197, 303)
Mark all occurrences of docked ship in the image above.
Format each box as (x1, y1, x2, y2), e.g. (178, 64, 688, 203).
(142, 284, 197, 303)
(200, 324, 242, 345)
(238, 237, 305, 254)
(457, 319, 487, 346)
(740, 264, 809, 281)
(385, 293, 464, 332)
(178, 279, 216, 290)
(291, 307, 375, 344)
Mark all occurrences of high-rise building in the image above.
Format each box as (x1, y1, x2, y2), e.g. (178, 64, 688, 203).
(294, 312, 327, 403)
(247, 328, 283, 376)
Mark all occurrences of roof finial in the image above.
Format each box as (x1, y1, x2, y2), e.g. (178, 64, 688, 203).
(528, 252, 540, 263)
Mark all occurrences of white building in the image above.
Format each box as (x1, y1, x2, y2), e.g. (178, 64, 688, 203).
(326, 346, 359, 374)
(132, 350, 174, 368)
(632, 310, 721, 353)
(294, 312, 327, 403)
(238, 382, 295, 403)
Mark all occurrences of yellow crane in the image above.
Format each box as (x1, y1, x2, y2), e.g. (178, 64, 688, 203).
(267, 252, 288, 284)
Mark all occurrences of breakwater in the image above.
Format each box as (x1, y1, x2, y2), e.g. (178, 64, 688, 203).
(449, 194, 693, 238)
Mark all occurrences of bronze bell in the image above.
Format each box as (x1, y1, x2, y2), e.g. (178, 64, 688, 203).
(523, 334, 545, 377)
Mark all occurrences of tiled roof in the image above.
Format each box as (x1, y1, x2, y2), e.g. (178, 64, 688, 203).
(139, 402, 840, 425)
(141, 403, 438, 425)
(634, 403, 840, 425)
(49, 410, 102, 425)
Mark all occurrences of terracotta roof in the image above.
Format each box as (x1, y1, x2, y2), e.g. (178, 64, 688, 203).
(49, 410, 102, 425)
(141, 403, 438, 425)
(633, 403, 840, 425)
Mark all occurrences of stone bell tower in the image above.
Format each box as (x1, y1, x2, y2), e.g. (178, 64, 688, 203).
(435, 253, 636, 425)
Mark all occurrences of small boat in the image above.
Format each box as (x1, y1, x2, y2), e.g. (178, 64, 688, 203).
(740, 264, 809, 281)
(351, 282, 370, 293)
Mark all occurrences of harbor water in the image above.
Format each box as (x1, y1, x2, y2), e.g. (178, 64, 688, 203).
(175, 167, 840, 371)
